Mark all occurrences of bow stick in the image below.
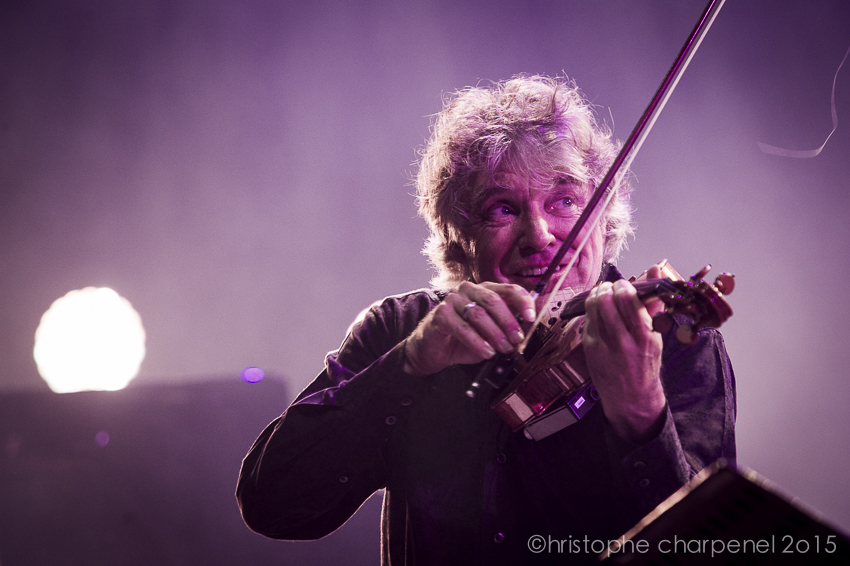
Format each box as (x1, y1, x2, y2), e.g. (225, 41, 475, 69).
(467, 0, 727, 396)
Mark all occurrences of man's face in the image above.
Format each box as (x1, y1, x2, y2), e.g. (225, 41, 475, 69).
(462, 171, 605, 306)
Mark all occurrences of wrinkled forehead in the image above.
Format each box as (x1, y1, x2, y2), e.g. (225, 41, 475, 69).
(468, 139, 590, 201)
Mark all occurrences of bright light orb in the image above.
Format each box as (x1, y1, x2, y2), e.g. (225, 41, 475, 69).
(241, 366, 265, 383)
(34, 287, 146, 393)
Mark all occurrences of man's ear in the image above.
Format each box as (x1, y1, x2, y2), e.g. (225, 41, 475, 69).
(446, 241, 468, 265)
(446, 240, 474, 283)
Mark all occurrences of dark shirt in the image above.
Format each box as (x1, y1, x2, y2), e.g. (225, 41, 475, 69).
(236, 277, 736, 565)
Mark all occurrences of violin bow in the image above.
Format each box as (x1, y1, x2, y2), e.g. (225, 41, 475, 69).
(467, 0, 726, 396)
(520, 0, 727, 353)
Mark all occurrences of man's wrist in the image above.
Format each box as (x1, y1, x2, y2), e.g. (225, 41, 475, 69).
(604, 394, 667, 444)
(402, 337, 430, 377)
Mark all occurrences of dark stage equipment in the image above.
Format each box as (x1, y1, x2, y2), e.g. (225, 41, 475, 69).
(601, 459, 850, 565)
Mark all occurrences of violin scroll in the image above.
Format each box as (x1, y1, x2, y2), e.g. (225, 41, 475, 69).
(650, 265, 735, 345)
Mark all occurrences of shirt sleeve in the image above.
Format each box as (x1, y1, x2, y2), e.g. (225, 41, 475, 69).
(235, 291, 438, 540)
(603, 316, 737, 515)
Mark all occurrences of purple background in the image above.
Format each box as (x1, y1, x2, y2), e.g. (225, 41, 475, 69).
(1, 0, 849, 554)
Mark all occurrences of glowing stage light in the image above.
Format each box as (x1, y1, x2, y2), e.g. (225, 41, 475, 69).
(241, 366, 265, 383)
(33, 287, 146, 393)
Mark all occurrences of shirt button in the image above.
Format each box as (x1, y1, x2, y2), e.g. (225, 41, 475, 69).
(494, 533, 504, 543)
(633, 461, 646, 470)
(638, 478, 650, 488)
(400, 397, 413, 406)
(338, 475, 349, 483)
(385, 415, 397, 425)
(495, 453, 507, 464)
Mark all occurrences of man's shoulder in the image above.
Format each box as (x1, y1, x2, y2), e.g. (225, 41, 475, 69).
(346, 288, 444, 336)
(379, 288, 445, 308)
(333, 289, 445, 361)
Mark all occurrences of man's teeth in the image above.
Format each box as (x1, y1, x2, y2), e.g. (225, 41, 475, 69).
(520, 265, 563, 277)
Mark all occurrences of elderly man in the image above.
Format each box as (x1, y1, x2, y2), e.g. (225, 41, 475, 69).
(236, 75, 736, 565)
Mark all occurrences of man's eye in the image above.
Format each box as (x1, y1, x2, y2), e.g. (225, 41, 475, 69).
(548, 196, 574, 212)
(487, 204, 515, 218)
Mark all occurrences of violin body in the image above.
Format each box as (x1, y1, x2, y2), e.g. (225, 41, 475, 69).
(493, 316, 588, 431)
(490, 263, 735, 439)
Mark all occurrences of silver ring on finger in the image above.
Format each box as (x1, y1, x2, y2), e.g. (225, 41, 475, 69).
(461, 302, 477, 321)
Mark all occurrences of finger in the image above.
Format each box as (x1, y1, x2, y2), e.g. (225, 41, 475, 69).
(449, 315, 500, 360)
(458, 282, 528, 348)
(584, 282, 614, 343)
(457, 300, 517, 354)
(466, 281, 535, 325)
(612, 279, 652, 335)
(643, 296, 666, 319)
(640, 260, 671, 318)
(430, 300, 497, 360)
(444, 289, 515, 354)
(489, 283, 537, 323)
(644, 258, 668, 281)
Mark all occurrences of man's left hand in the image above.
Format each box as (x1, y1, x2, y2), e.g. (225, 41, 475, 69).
(581, 266, 667, 444)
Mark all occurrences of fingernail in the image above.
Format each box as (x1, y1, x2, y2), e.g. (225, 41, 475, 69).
(523, 309, 536, 322)
(482, 342, 496, 358)
(511, 329, 525, 344)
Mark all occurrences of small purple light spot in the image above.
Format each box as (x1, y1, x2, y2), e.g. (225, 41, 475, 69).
(95, 431, 110, 447)
(241, 366, 265, 383)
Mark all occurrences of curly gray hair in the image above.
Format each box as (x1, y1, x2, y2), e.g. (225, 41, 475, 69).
(416, 75, 634, 289)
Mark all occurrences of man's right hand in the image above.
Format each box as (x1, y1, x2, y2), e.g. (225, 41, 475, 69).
(402, 281, 536, 377)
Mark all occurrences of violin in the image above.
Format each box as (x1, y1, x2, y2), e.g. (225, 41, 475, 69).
(482, 263, 735, 440)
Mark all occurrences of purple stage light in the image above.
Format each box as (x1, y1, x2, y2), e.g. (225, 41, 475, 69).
(241, 366, 265, 383)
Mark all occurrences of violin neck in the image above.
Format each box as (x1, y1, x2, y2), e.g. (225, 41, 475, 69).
(558, 278, 677, 321)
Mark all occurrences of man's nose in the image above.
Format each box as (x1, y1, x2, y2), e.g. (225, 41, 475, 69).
(519, 209, 556, 251)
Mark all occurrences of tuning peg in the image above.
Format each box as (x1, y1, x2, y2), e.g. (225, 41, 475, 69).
(714, 273, 735, 295)
(692, 264, 711, 281)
